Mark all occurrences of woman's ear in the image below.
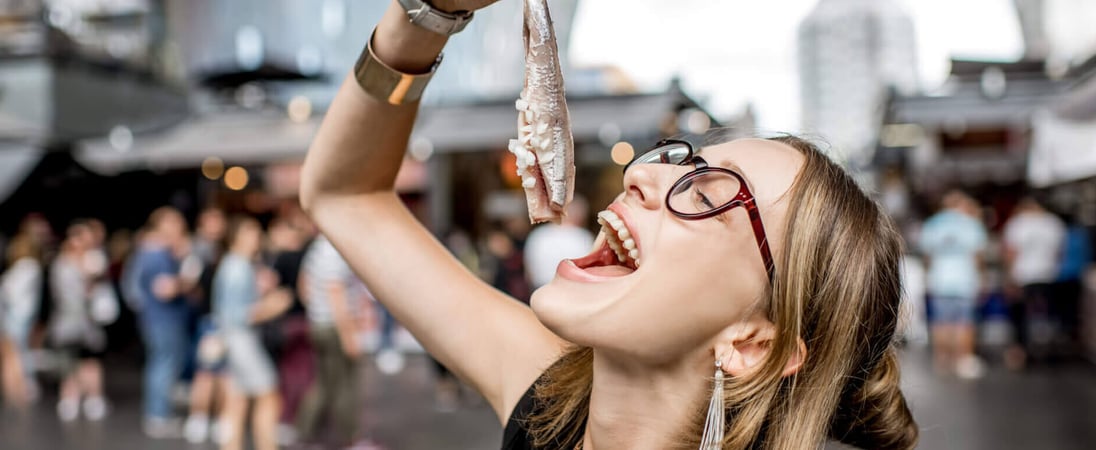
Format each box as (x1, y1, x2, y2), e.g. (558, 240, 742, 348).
(781, 337, 807, 377)
(714, 319, 807, 378)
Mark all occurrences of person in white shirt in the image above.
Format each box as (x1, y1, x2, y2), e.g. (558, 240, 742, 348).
(1002, 197, 1066, 368)
(295, 235, 369, 446)
(524, 196, 595, 289)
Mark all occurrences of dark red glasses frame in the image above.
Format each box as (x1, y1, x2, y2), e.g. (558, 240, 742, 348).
(625, 139, 775, 284)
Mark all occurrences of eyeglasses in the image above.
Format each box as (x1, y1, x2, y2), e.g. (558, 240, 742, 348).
(624, 139, 775, 284)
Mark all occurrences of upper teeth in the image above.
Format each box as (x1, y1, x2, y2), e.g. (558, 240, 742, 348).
(597, 210, 640, 268)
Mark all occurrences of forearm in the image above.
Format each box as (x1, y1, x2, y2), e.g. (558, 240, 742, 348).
(300, 1, 448, 206)
(249, 290, 288, 324)
(327, 285, 358, 340)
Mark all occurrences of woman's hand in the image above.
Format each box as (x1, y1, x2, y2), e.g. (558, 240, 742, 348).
(250, 288, 292, 324)
(370, 0, 499, 73)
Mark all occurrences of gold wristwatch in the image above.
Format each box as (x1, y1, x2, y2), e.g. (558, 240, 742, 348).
(353, 32, 443, 106)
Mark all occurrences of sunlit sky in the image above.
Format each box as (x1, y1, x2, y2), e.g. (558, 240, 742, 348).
(570, 0, 1033, 130)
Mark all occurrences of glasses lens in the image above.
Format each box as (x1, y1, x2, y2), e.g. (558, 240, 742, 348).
(631, 142, 691, 166)
(668, 171, 741, 215)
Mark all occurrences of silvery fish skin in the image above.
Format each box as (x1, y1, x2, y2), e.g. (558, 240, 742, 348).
(507, 0, 575, 224)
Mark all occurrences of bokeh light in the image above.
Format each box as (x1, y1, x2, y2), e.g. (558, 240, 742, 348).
(201, 157, 225, 180)
(109, 125, 133, 152)
(224, 166, 249, 190)
(287, 95, 312, 123)
(610, 141, 634, 166)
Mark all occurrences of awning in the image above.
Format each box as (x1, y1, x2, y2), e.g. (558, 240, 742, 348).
(1029, 109, 1096, 187)
(0, 143, 43, 203)
(75, 110, 319, 175)
(74, 91, 682, 174)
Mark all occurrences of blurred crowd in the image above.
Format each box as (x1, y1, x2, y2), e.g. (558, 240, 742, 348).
(0, 197, 594, 450)
(7, 182, 1089, 446)
(900, 191, 1094, 379)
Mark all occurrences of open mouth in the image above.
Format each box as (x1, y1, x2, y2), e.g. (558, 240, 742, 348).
(568, 209, 640, 277)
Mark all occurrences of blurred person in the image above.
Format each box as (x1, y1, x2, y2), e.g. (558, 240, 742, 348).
(213, 216, 290, 450)
(484, 224, 532, 303)
(266, 217, 314, 440)
(106, 229, 134, 279)
(1, 234, 43, 407)
(1053, 214, 1092, 348)
(120, 228, 150, 313)
(898, 252, 928, 347)
(0, 325, 22, 407)
(183, 310, 228, 444)
(18, 213, 55, 253)
(84, 219, 120, 331)
(18, 214, 55, 354)
(920, 191, 988, 379)
(132, 207, 195, 437)
(193, 208, 228, 266)
(296, 234, 368, 448)
(523, 196, 595, 289)
(49, 222, 109, 421)
(1003, 197, 1067, 368)
(296, 6, 920, 448)
(182, 209, 229, 444)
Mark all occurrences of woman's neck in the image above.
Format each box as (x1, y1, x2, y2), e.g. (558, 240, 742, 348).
(582, 349, 712, 450)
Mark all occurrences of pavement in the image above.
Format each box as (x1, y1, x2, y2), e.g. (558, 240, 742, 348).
(2, 349, 1095, 449)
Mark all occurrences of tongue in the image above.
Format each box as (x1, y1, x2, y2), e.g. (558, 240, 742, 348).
(584, 265, 635, 277)
(571, 245, 635, 277)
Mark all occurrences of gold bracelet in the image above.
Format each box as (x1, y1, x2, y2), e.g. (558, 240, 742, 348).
(353, 30, 443, 105)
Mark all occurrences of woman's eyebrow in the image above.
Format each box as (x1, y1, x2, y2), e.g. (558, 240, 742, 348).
(696, 146, 756, 192)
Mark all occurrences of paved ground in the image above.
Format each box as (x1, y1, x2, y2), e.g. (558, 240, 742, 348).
(2, 349, 1095, 449)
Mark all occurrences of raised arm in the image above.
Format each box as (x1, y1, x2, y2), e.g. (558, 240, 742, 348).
(299, 0, 566, 421)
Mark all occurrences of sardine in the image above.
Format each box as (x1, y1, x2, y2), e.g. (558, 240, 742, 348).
(508, 0, 574, 224)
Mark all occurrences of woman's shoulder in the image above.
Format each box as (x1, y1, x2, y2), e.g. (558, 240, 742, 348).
(501, 374, 543, 450)
(500, 364, 586, 450)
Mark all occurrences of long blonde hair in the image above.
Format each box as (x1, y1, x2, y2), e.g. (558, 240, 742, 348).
(527, 135, 918, 449)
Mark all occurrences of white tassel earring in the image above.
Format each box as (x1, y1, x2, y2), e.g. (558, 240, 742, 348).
(699, 359, 725, 449)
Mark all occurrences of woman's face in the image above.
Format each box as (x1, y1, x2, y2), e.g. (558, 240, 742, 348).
(531, 139, 805, 363)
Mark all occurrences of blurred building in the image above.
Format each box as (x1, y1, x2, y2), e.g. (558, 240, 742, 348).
(876, 59, 1070, 219)
(797, 0, 919, 166)
(0, 0, 731, 238)
(875, 0, 1096, 228)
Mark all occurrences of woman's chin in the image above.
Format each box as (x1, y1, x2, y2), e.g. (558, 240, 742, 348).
(530, 280, 598, 343)
(531, 276, 635, 345)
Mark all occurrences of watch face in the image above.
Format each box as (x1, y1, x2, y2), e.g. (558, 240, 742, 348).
(402, 0, 472, 36)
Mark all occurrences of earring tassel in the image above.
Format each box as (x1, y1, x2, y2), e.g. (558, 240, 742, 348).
(699, 362, 725, 449)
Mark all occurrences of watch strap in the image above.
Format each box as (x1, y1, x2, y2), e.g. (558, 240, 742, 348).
(397, 0, 475, 36)
(353, 32, 442, 106)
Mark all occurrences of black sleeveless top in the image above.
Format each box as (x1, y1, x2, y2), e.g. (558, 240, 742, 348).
(501, 373, 586, 449)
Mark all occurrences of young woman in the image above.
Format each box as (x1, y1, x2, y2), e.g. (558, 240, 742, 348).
(212, 217, 290, 450)
(299, 1, 918, 448)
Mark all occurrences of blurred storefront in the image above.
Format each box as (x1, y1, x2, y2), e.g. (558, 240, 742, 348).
(877, 53, 1096, 360)
(67, 81, 730, 238)
(875, 59, 1073, 226)
(1029, 57, 1096, 361)
(1028, 57, 1096, 225)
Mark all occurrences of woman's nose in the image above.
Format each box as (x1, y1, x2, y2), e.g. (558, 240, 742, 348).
(622, 164, 666, 210)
